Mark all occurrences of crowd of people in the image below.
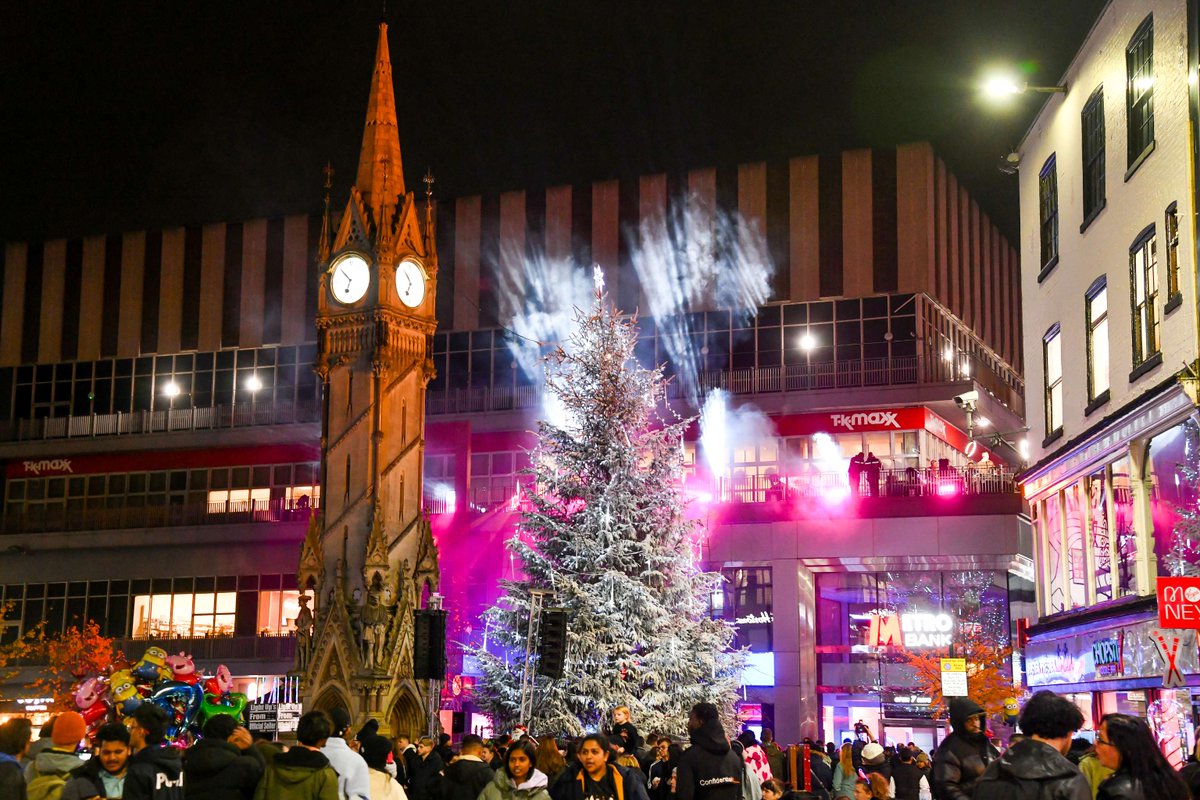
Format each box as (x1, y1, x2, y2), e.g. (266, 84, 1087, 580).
(2, 692, 1199, 800)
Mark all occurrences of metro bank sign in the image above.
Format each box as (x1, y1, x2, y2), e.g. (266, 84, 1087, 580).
(1158, 577, 1200, 629)
(866, 611, 955, 648)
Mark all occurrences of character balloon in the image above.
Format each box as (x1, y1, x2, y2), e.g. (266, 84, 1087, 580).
(165, 652, 198, 685)
(108, 670, 144, 715)
(132, 646, 172, 683)
(148, 681, 203, 741)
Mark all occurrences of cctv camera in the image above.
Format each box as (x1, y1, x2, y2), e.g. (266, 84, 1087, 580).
(953, 391, 979, 410)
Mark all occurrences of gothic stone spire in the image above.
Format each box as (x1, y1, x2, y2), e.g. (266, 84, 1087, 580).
(355, 23, 405, 225)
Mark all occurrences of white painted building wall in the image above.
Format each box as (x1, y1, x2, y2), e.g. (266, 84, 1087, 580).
(1019, 0, 1197, 465)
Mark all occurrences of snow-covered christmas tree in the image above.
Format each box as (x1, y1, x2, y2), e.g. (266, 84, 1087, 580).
(470, 269, 743, 737)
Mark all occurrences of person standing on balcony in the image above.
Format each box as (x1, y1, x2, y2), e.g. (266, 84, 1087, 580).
(864, 453, 881, 497)
(849, 453, 866, 497)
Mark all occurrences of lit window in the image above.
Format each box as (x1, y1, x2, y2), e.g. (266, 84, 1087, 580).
(1044, 325, 1063, 437)
(1086, 281, 1109, 403)
(1126, 15, 1155, 168)
(285, 485, 320, 509)
(132, 592, 236, 638)
(208, 487, 270, 510)
(1130, 226, 1159, 367)
(258, 590, 301, 634)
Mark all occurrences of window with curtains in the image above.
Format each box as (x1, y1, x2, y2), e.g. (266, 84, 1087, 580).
(1126, 15, 1155, 170)
(1039, 156, 1059, 272)
(1043, 324, 1063, 439)
(1081, 87, 1106, 226)
(1086, 279, 1109, 406)
(1129, 226, 1159, 369)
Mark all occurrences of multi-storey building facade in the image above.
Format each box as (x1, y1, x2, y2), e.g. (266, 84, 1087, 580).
(1018, 0, 1200, 747)
(1, 26, 1030, 745)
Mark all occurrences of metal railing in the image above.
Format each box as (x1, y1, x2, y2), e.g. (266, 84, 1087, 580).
(2, 497, 318, 535)
(718, 466, 1020, 504)
(2, 400, 320, 442)
(114, 633, 297, 662)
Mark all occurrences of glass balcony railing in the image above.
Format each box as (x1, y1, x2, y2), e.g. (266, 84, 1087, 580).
(1, 497, 318, 535)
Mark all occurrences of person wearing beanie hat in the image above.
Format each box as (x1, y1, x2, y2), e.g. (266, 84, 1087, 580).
(362, 734, 407, 800)
(24, 710, 86, 799)
(859, 743, 895, 798)
(321, 709, 370, 800)
(182, 713, 265, 800)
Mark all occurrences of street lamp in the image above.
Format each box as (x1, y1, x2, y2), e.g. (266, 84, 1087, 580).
(982, 72, 1067, 98)
(244, 374, 263, 393)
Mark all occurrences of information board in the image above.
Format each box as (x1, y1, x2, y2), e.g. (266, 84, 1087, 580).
(246, 702, 279, 736)
(941, 657, 968, 697)
(278, 702, 304, 733)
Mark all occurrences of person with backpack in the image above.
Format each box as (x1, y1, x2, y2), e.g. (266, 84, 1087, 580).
(24, 710, 86, 800)
(972, 691, 1090, 800)
(61, 722, 133, 800)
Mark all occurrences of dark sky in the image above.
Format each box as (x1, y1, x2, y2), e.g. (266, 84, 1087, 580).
(0, 1, 1105, 245)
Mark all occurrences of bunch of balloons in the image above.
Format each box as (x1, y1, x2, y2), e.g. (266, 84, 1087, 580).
(72, 647, 249, 746)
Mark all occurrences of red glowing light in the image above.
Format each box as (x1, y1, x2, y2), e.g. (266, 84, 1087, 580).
(937, 482, 959, 497)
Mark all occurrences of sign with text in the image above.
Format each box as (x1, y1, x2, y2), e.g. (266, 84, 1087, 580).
(941, 657, 968, 697)
(246, 702, 278, 736)
(1158, 577, 1200, 629)
(277, 702, 304, 733)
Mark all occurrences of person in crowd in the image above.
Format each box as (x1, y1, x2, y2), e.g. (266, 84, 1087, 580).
(254, 710, 339, 800)
(674, 704, 742, 800)
(1065, 739, 1092, 767)
(804, 742, 833, 798)
(182, 712, 266, 799)
(931, 697, 998, 800)
(536, 738, 567, 787)
(640, 735, 660, 776)
(361, 734, 407, 800)
(853, 775, 890, 800)
(435, 735, 455, 767)
(125, 704, 185, 800)
(760, 731, 785, 785)
(26, 717, 56, 768)
(859, 742, 891, 793)
(730, 740, 760, 800)
(320, 709, 369, 800)
(647, 737, 673, 800)
(1076, 747, 1113, 800)
(863, 452, 882, 497)
(1092, 713, 1190, 800)
(61, 722, 132, 800)
(480, 739, 551, 800)
(409, 737, 444, 800)
(826, 744, 837, 761)
(764, 776, 828, 800)
(610, 708, 643, 759)
(395, 735, 419, 790)
(832, 742, 857, 800)
(0, 718, 33, 800)
(971, 690, 1089, 800)
(251, 732, 284, 766)
(616, 754, 646, 785)
(890, 745, 930, 800)
(849, 453, 866, 498)
(549, 734, 647, 800)
(736, 732, 772, 784)
(441, 734, 495, 800)
(25, 709, 87, 800)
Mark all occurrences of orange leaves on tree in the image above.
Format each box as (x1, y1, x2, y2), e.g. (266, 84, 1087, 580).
(0, 601, 41, 700)
(900, 635, 1016, 719)
(28, 620, 119, 710)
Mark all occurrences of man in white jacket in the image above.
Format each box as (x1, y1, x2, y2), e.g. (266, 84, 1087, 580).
(322, 708, 372, 800)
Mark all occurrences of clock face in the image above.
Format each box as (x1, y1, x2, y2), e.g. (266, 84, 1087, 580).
(396, 258, 427, 308)
(330, 253, 370, 304)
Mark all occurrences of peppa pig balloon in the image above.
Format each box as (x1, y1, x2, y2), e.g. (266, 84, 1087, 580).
(164, 652, 198, 685)
(74, 676, 111, 730)
(201, 664, 233, 697)
(132, 646, 172, 683)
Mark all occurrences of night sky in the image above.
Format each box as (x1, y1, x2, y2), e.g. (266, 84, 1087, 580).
(1, 1, 1106, 245)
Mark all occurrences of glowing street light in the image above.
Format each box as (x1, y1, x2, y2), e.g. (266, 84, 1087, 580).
(245, 374, 263, 393)
(162, 381, 180, 398)
(799, 333, 817, 352)
(981, 71, 1067, 100)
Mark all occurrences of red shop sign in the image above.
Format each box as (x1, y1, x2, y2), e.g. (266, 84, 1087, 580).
(1157, 577, 1200, 629)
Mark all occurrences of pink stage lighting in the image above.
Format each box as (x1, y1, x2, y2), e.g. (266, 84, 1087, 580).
(937, 482, 959, 497)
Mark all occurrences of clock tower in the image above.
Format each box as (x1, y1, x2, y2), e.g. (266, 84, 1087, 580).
(296, 22, 440, 737)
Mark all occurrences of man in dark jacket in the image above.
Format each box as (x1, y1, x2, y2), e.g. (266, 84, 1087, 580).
(409, 737, 445, 800)
(891, 745, 924, 800)
(126, 703, 186, 800)
(675, 703, 742, 800)
(972, 691, 1090, 800)
(61, 723, 132, 800)
(441, 734, 495, 800)
(183, 713, 266, 799)
(932, 697, 1000, 800)
(255, 710, 339, 800)
(0, 717, 32, 800)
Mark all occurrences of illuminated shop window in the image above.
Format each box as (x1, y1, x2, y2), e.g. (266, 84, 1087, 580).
(257, 590, 302, 634)
(131, 592, 235, 638)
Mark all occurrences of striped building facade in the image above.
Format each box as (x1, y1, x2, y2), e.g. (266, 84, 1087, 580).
(0, 141, 1019, 374)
